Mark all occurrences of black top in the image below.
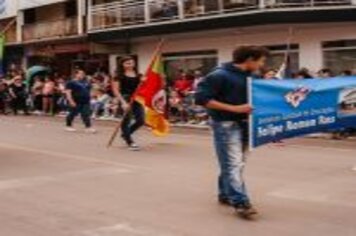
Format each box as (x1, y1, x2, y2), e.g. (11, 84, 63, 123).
(66, 80, 91, 104)
(195, 63, 250, 122)
(116, 74, 141, 97)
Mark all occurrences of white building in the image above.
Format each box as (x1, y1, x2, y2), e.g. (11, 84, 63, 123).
(87, 0, 356, 78)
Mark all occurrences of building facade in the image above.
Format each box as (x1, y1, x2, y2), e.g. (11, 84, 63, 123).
(87, 0, 356, 79)
(1, 0, 356, 78)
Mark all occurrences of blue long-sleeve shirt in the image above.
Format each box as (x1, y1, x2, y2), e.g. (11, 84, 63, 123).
(195, 63, 250, 122)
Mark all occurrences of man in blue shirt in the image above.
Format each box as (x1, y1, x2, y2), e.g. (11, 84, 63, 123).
(65, 69, 96, 133)
(195, 46, 269, 219)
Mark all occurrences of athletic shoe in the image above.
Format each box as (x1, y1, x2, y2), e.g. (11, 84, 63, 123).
(65, 127, 77, 132)
(128, 142, 141, 151)
(235, 203, 258, 220)
(85, 128, 97, 134)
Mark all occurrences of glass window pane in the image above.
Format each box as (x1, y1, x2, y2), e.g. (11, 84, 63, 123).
(324, 49, 356, 74)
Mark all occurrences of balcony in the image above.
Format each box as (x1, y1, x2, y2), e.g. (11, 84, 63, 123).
(89, 0, 355, 32)
(23, 17, 79, 42)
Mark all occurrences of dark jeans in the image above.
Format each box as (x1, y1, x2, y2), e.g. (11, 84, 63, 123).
(121, 101, 145, 144)
(33, 95, 43, 111)
(66, 103, 91, 128)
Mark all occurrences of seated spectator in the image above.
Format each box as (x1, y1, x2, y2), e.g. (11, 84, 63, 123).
(173, 71, 193, 97)
(0, 81, 9, 114)
(169, 90, 183, 123)
(9, 76, 29, 115)
(91, 88, 112, 119)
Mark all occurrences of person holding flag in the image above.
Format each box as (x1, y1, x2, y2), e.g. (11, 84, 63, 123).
(195, 46, 269, 219)
(112, 56, 145, 151)
(109, 41, 169, 150)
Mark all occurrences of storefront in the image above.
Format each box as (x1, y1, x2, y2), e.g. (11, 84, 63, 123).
(25, 40, 109, 76)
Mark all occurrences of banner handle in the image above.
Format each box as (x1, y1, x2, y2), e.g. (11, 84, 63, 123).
(248, 77, 254, 152)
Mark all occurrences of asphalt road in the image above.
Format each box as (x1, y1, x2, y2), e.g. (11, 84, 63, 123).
(0, 116, 355, 236)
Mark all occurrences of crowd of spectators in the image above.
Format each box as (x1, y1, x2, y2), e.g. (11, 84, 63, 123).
(0, 64, 355, 136)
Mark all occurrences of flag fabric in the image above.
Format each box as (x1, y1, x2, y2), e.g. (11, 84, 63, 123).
(0, 34, 5, 76)
(133, 51, 170, 136)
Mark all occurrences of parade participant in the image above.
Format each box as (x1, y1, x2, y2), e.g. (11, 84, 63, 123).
(195, 45, 269, 219)
(65, 69, 96, 133)
(112, 56, 144, 151)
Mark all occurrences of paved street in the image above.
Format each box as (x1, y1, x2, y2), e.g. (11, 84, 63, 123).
(0, 116, 355, 236)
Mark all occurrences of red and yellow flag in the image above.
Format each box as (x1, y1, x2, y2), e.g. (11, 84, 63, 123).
(133, 48, 170, 136)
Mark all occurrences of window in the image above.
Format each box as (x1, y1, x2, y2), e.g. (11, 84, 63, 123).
(163, 50, 218, 82)
(323, 39, 356, 74)
(24, 9, 36, 24)
(265, 44, 299, 72)
(65, 0, 78, 18)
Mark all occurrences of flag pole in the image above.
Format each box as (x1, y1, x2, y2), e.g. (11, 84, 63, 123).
(107, 38, 165, 148)
(248, 77, 254, 152)
(276, 27, 294, 79)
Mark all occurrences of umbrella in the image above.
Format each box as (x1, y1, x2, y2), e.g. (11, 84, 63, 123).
(25, 65, 50, 86)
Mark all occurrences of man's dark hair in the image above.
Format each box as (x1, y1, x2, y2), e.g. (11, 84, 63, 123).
(233, 46, 270, 64)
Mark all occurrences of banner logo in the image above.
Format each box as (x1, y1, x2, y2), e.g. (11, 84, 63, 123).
(285, 87, 311, 108)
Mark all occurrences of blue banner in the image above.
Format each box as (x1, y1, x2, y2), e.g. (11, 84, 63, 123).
(250, 77, 356, 148)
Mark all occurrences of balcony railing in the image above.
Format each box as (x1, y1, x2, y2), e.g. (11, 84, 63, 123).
(89, 0, 354, 31)
(23, 17, 78, 42)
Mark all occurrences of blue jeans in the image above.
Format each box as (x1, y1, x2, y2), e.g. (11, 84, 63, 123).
(211, 121, 250, 206)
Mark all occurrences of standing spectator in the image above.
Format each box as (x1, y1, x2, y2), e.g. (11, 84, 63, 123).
(318, 68, 333, 78)
(56, 76, 68, 114)
(263, 69, 277, 80)
(65, 70, 97, 133)
(32, 76, 44, 114)
(340, 70, 352, 77)
(295, 68, 313, 79)
(9, 76, 29, 115)
(42, 77, 56, 115)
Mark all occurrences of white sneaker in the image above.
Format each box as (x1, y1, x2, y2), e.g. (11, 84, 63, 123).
(85, 128, 97, 134)
(128, 142, 141, 151)
(65, 127, 77, 132)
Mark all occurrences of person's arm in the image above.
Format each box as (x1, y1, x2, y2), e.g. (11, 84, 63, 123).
(65, 89, 76, 108)
(205, 100, 252, 114)
(111, 79, 129, 110)
(64, 83, 76, 107)
(9, 87, 16, 98)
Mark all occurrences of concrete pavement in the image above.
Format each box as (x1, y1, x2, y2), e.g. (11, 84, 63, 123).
(0, 116, 355, 236)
